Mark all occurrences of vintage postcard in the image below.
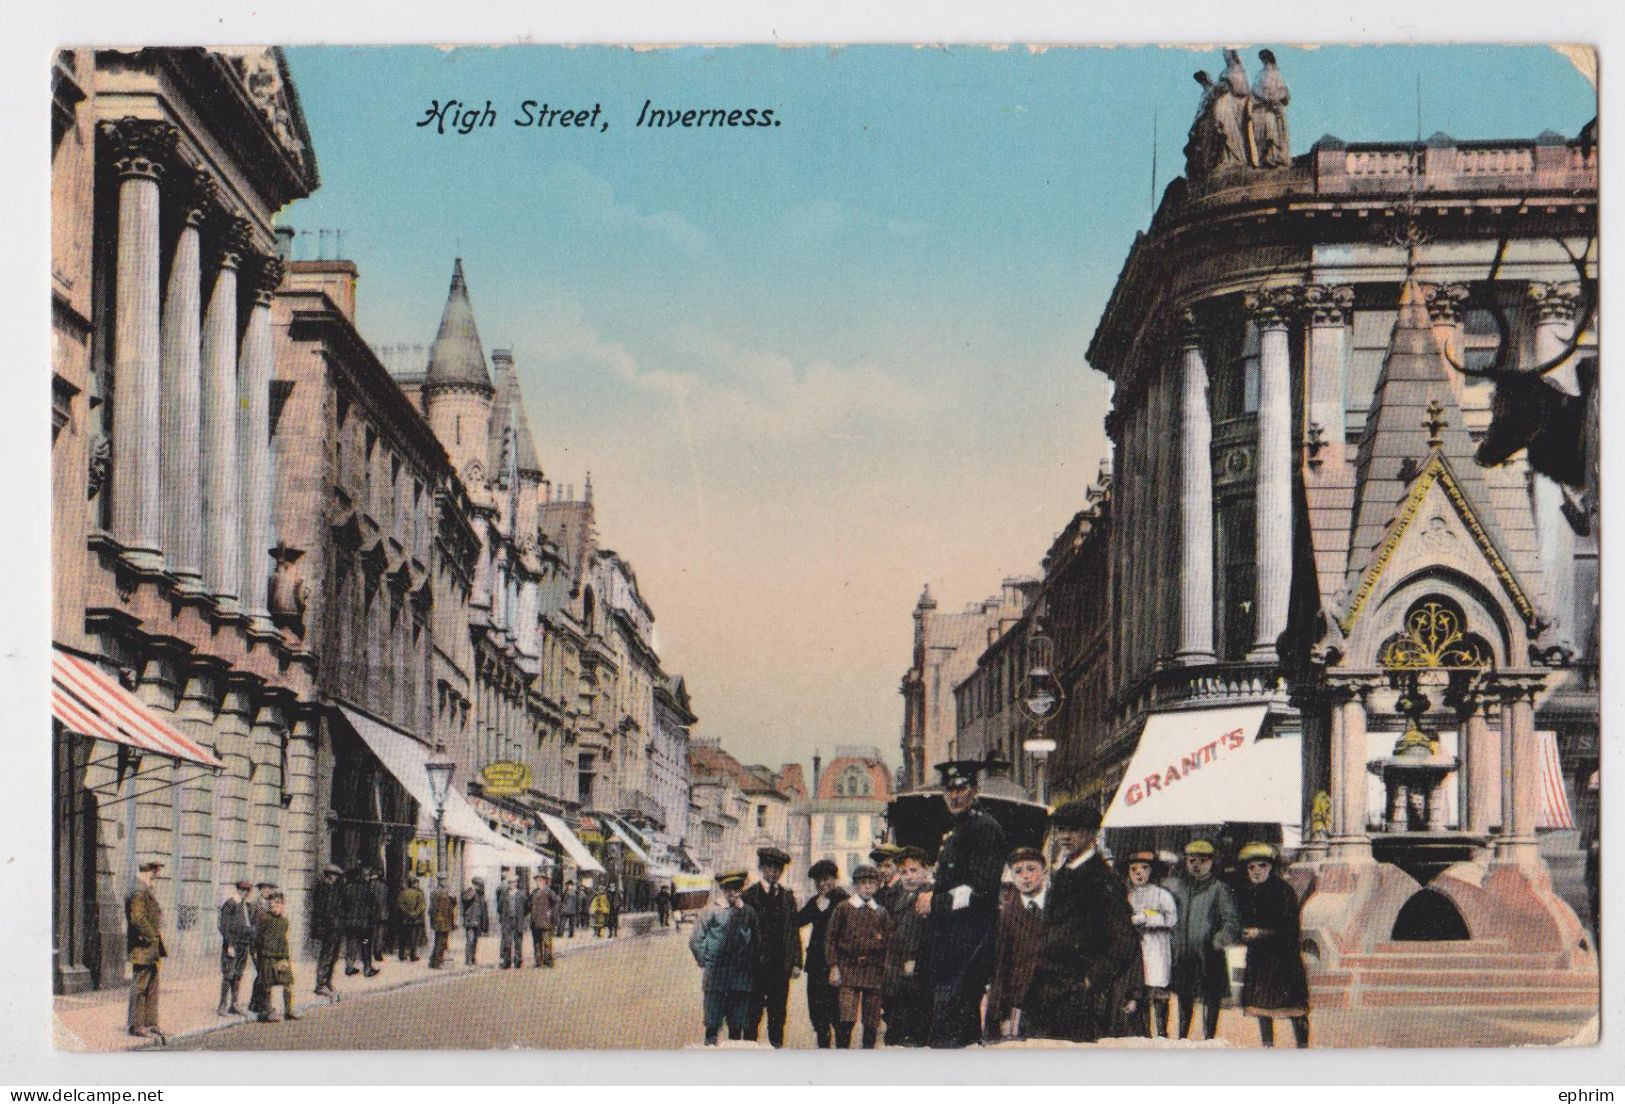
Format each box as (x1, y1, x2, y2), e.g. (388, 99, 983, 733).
(46, 41, 1600, 1057)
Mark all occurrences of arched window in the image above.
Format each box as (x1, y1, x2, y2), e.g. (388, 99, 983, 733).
(1378, 594, 1493, 670)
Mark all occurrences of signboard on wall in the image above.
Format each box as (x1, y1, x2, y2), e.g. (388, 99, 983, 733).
(481, 760, 532, 797)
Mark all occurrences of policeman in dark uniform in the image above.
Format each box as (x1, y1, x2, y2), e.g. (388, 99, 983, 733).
(742, 845, 801, 1047)
(925, 759, 1007, 1048)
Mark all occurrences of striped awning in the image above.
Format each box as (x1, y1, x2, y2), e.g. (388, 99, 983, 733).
(1538, 730, 1576, 830)
(52, 647, 225, 770)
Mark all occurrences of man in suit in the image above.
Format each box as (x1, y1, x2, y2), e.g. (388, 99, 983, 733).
(1022, 801, 1139, 1043)
(924, 759, 1008, 1048)
(796, 858, 848, 1048)
(246, 880, 278, 1015)
(528, 873, 558, 967)
(125, 860, 167, 1041)
(496, 874, 528, 968)
(985, 846, 1049, 1040)
(742, 846, 802, 1046)
(341, 867, 379, 977)
(311, 863, 344, 997)
(367, 867, 390, 966)
(217, 879, 255, 1015)
(461, 876, 489, 965)
(429, 874, 458, 968)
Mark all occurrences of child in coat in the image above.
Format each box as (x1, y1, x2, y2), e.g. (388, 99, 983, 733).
(252, 893, 298, 1023)
(825, 864, 895, 1049)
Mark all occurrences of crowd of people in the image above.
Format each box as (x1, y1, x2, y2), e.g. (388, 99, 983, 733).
(686, 758, 1311, 1049)
(124, 853, 643, 1041)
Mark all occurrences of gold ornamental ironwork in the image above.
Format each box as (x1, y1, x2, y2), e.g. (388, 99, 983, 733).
(1378, 599, 1492, 670)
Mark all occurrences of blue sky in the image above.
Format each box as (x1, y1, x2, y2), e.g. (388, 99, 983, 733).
(278, 45, 1595, 772)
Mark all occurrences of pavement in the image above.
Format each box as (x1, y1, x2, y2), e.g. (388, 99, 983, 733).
(52, 919, 658, 1053)
(146, 923, 1601, 1053)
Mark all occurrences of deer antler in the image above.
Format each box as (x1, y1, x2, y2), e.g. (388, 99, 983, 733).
(1440, 229, 1596, 380)
(1441, 235, 1513, 379)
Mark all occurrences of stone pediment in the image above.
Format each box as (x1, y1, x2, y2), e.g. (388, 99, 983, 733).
(1340, 452, 1537, 637)
(211, 47, 316, 182)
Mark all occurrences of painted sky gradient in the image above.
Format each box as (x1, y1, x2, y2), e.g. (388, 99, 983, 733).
(278, 44, 1595, 773)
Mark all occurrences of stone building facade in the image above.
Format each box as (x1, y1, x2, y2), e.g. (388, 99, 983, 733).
(51, 47, 320, 992)
(898, 579, 1031, 790)
(792, 749, 892, 897)
(1083, 93, 1597, 1007)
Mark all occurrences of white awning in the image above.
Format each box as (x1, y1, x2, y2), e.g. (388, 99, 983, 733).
(1537, 730, 1575, 830)
(537, 811, 605, 874)
(466, 835, 553, 871)
(338, 706, 551, 864)
(1104, 705, 1299, 829)
(603, 815, 654, 865)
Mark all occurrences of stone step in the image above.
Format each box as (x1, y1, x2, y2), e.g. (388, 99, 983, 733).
(1356, 969, 1597, 988)
(1370, 939, 1510, 954)
(1339, 953, 1563, 971)
(1360, 987, 1598, 1008)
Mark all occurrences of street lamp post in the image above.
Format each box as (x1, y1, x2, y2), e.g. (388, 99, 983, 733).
(425, 749, 456, 880)
(1018, 621, 1065, 806)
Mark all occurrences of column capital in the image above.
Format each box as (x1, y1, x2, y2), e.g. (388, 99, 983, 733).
(99, 116, 178, 181)
(246, 253, 286, 306)
(1423, 281, 1471, 326)
(1299, 282, 1355, 327)
(174, 165, 220, 228)
(211, 212, 254, 271)
(1172, 304, 1213, 348)
(1525, 280, 1583, 324)
(1322, 673, 1378, 702)
(1489, 672, 1546, 703)
(1242, 285, 1299, 329)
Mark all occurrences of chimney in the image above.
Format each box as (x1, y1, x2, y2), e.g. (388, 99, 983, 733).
(285, 257, 360, 323)
(812, 751, 822, 795)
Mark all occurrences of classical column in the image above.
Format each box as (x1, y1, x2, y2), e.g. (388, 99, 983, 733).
(176, 655, 223, 952)
(102, 118, 177, 571)
(160, 168, 213, 590)
(238, 253, 285, 635)
(282, 705, 319, 946)
(1494, 680, 1543, 867)
(201, 215, 253, 614)
(133, 643, 187, 908)
(1328, 680, 1374, 862)
(1527, 281, 1582, 653)
(1424, 282, 1471, 407)
(1174, 309, 1216, 664)
(247, 687, 291, 881)
(1245, 287, 1297, 663)
(214, 672, 258, 888)
(1461, 690, 1500, 838)
(1301, 283, 1354, 470)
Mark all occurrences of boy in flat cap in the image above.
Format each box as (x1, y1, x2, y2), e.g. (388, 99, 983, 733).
(924, 758, 1007, 1048)
(986, 846, 1049, 1040)
(869, 843, 904, 916)
(689, 871, 759, 1045)
(1168, 837, 1240, 1040)
(796, 858, 848, 1047)
(881, 846, 933, 1047)
(825, 865, 894, 1048)
(125, 860, 167, 1040)
(217, 879, 256, 1015)
(252, 892, 299, 1022)
(1023, 801, 1138, 1043)
(743, 846, 801, 1047)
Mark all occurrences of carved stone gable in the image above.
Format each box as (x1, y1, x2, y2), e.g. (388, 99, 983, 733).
(213, 47, 312, 177)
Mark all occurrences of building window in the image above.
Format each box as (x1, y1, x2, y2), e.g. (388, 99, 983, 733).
(846, 815, 860, 841)
(756, 804, 766, 828)
(1217, 500, 1256, 661)
(821, 817, 836, 841)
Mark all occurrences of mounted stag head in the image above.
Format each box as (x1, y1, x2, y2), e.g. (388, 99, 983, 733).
(1441, 234, 1596, 492)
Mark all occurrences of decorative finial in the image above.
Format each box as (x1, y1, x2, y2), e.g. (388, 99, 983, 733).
(1423, 397, 1447, 447)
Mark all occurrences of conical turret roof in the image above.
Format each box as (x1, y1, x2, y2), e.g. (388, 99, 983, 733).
(424, 259, 494, 394)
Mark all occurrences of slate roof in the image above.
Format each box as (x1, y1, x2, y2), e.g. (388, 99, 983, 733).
(424, 259, 494, 394)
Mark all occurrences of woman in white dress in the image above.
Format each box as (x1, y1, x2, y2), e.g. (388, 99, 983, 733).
(1126, 850, 1178, 1038)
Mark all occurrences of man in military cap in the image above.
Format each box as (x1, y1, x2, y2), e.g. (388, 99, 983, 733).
(1023, 801, 1138, 1043)
(741, 845, 801, 1046)
(688, 870, 759, 1045)
(870, 843, 904, 916)
(1168, 837, 1240, 1040)
(125, 860, 167, 1040)
(217, 879, 255, 1015)
(796, 858, 848, 1047)
(923, 759, 1007, 1048)
(311, 863, 344, 997)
